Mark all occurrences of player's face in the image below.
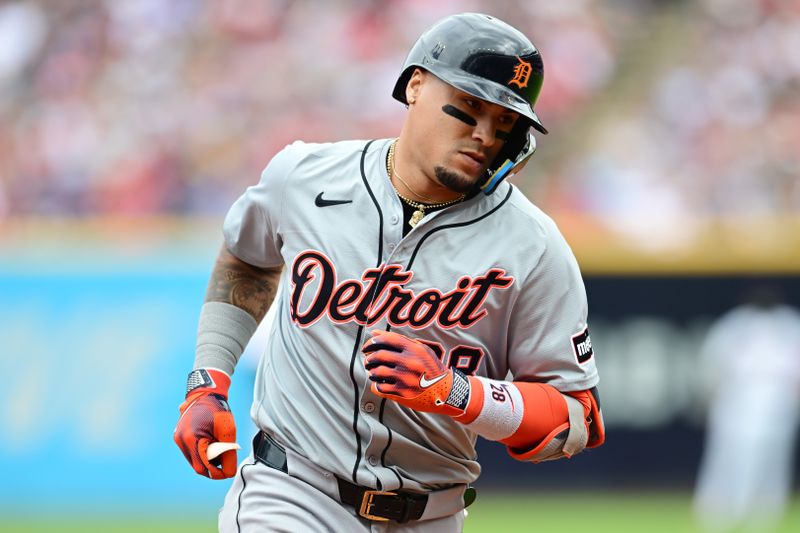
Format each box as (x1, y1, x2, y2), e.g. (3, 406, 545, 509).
(406, 71, 519, 194)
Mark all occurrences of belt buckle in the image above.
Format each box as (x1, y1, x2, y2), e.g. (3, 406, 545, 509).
(359, 490, 396, 521)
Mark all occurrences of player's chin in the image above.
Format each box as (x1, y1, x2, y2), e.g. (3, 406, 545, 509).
(434, 165, 481, 194)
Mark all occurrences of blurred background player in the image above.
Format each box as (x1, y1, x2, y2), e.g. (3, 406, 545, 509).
(693, 285, 800, 532)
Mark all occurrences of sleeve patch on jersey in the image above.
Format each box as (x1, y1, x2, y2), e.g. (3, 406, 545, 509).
(571, 327, 593, 364)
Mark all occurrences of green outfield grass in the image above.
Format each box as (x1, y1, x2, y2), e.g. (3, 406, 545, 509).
(465, 492, 800, 532)
(6, 492, 800, 532)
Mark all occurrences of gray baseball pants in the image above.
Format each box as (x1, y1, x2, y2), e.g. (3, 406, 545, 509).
(218, 449, 466, 532)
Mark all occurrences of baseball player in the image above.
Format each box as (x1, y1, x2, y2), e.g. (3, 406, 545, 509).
(174, 13, 605, 532)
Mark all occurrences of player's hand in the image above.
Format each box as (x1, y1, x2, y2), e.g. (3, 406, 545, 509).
(361, 330, 469, 417)
(173, 368, 238, 479)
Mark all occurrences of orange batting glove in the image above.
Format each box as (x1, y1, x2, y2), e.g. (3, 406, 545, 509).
(173, 368, 238, 479)
(362, 330, 470, 417)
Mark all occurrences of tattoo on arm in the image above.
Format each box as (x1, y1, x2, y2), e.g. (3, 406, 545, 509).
(205, 246, 282, 322)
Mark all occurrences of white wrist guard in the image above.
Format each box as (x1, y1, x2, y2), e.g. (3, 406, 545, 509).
(194, 301, 259, 376)
(464, 377, 524, 441)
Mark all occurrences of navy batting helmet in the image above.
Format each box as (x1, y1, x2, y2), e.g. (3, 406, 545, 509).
(393, 13, 547, 194)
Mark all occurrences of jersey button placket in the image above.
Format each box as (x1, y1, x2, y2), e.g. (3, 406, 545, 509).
(385, 206, 402, 260)
(362, 401, 376, 413)
(385, 240, 402, 262)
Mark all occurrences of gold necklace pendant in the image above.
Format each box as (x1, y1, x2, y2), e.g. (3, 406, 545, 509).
(409, 208, 425, 227)
(387, 138, 465, 229)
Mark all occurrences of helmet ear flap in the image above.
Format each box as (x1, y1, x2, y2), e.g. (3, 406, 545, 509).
(478, 124, 537, 196)
(493, 120, 530, 169)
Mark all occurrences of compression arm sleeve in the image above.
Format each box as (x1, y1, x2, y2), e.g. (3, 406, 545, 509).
(194, 301, 259, 376)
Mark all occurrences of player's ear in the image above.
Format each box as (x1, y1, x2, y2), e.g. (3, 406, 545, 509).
(406, 69, 425, 105)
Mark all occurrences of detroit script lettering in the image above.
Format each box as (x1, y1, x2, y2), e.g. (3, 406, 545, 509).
(290, 250, 514, 330)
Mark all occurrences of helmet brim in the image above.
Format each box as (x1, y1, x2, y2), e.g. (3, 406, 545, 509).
(393, 65, 548, 135)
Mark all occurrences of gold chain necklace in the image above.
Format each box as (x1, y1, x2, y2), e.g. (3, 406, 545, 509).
(387, 140, 465, 228)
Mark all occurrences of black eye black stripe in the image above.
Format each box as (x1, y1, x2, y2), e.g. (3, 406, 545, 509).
(442, 104, 477, 126)
(443, 104, 512, 140)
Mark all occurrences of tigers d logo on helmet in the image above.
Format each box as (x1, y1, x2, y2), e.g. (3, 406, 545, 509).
(508, 56, 533, 89)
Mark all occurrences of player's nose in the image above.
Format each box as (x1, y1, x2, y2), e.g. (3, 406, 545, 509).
(471, 116, 499, 148)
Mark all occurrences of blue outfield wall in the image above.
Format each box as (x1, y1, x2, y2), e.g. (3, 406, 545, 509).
(0, 269, 259, 513)
(2, 265, 799, 514)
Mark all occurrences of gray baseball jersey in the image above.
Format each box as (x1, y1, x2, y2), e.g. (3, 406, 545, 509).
(223, 138, 598, 492)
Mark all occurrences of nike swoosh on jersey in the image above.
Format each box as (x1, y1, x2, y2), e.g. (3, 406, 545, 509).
(419, 372, 448, 388)
(315, 192, 353, 207)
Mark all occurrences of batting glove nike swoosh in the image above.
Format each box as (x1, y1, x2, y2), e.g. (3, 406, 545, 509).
(361, 330, 470, 417)
(173, 368, 238, 479)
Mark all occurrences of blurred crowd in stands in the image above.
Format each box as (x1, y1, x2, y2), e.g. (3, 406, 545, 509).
(0, 0, 797, 232)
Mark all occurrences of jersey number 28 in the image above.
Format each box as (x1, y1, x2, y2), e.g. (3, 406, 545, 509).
(420, 341, 484, 376)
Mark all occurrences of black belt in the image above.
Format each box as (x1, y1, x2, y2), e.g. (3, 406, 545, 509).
(252, 432, 427, 523)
